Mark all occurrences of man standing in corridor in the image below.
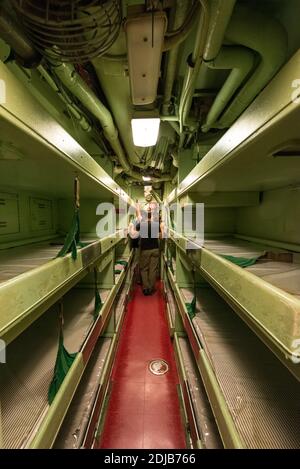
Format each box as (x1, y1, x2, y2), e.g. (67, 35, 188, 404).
(138, 206, 162, 296)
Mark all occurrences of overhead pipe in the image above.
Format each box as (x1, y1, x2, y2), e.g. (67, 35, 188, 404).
(162, 1, 200, 52)
(201, 45, 255, 132)
(216, 5, 288, 128)
(203, 0, 237, 61)
(171, 171, 178, 185)
(151, 189, 163, 204)
(50, 61, 142, 178)
(178, 0, 236, 131)
(168, 121, 181, 136)
(37, 65, 92, 132)
(0, 3, 40, 67)
(170, 149, 179, 168)
(178, 0, 210, 132)
(162, 0, 195, 115)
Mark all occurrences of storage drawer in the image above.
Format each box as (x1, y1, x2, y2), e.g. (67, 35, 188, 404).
(0, 192, 19, 235)
(30, 197, 53, 231)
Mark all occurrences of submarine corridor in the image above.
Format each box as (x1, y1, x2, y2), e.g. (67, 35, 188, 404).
(97, 283, 186, 449)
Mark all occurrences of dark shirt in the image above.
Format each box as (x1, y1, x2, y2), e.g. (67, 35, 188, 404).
(129, 219, 140, 249)
(137, 221, 160, 251)
(131, 237, 139, 249)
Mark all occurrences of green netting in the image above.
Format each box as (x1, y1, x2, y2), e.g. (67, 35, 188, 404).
(186, 295, 196, 320)
(57, 208, 80, 260)
(221, 254, 260, 268)
(94, 268, 103, 320)
(56, 208, 90, 260)
(115, 260, 128, 266)
(185, 270, 197, 320)
(114, 259, 128, 274)
(48, 330, 77, 404)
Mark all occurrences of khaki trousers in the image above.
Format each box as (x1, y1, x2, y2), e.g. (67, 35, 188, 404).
(139, 248, 159, 290)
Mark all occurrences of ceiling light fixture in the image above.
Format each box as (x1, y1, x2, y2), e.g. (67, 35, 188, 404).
(131, 117, 160, 147)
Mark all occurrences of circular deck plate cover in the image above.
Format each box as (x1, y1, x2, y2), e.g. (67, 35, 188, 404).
(149, 359, 169, 375)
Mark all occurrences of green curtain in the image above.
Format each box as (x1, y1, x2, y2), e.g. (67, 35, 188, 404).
(185, 270, 197, 320)
(221, 254, 259, 268)
(56, 208, 90, 260)
(186, 295, 196, 320)
(116, 259, 128, 266)
(48, 329, 77, 405)
(57, 208, 80, 260)
(94, 268, 103, 320)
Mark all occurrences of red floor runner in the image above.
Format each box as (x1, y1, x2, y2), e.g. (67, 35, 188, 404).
(97, 283, 186, 449)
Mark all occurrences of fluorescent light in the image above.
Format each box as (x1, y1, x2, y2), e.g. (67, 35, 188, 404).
(131, 118, 160, 147)
(143, 176, 151, 181)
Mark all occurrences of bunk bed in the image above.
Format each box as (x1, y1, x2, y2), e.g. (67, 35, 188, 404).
(161, 49, 300, 447)
(0, 230, 128, 345)
(0, 251, 133, 449)
(164, 256, 300, 448)
(0, 58, 136, 448)
(167, 232, 300, 379)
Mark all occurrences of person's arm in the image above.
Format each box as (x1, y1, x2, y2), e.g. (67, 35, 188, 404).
(129, 221, 139, 239)
(136, 201, 142, 221)
(159, 221, 165, 239)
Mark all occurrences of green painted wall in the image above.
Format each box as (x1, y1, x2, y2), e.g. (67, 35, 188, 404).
(236, 186, 300, 245)
(0, 187, 58, 248)
(58, 198, 113, 238)
(203, 207, 236, 235)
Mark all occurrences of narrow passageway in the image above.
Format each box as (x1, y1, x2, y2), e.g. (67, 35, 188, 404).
(98, 282, 186, 449)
